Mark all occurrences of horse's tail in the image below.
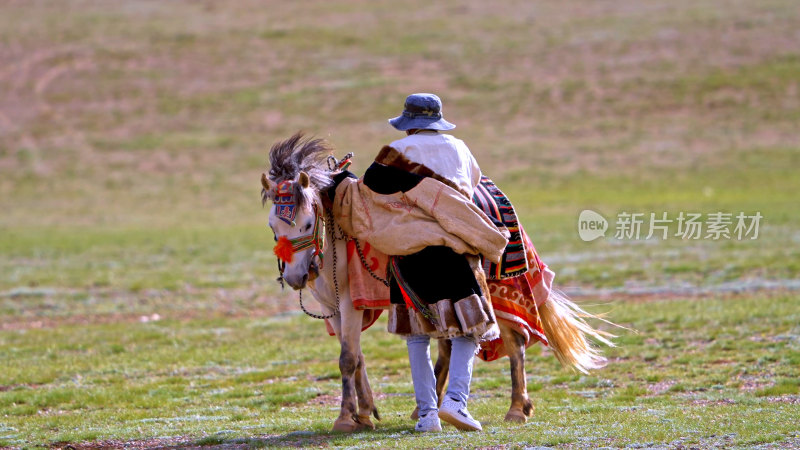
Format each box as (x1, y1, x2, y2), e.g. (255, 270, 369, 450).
(538, 289, 619, 374)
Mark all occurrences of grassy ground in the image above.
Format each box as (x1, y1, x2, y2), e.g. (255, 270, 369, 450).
(1, 293, 798, 448)
(1, 0, 799, 448)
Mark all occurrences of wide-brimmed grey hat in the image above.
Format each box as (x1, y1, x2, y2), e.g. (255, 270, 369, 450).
(388, 93, 456, 131)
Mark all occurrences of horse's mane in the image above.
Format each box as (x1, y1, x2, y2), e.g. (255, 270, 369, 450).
(264, 132, 335, 208)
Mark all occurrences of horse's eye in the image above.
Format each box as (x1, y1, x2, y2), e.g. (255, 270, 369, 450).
(303, 223, 312, 232)
(273, 234, 278, 242)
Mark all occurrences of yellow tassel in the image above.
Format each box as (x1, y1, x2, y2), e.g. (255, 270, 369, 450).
(538, 289, 623, 374)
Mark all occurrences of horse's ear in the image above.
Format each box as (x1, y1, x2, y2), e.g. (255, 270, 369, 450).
(261, 173, 274, 207)
(298, 171, 310, 189)
(261, 173, 273, 191)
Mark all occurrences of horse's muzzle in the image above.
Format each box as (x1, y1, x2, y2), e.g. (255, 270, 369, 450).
(285, 273, 308, 290)
(284, 260, 318, 290)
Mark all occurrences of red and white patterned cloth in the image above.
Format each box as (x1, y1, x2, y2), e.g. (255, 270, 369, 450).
(323, 239, 388, 336)
(478, 227, 551, 361)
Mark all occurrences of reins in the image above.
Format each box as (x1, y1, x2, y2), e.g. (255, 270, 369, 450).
(294, 210, 347, 321)
(296, 209, 389, 320)
(268, 152, 389, 320)
(353, 239, 389, 287)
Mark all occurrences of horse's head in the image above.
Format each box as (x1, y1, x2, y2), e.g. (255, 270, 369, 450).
(262, 171, 325, 290)
(261, 133, 334, 290)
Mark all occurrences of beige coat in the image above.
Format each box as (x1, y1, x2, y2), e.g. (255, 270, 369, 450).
(332, 176, 508, 263)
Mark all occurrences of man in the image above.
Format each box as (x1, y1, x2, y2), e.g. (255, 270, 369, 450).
(385, 93, 486, 432)
(332, 94, 506, 432)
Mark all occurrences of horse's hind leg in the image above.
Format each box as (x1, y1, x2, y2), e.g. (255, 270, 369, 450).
(410, 338, 451, 420)
(354, 350, 380, 429)
(501, 322, 534, 423)
(433, 338, 451, 405)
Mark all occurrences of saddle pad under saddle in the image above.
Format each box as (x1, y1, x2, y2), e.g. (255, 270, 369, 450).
(472, 176, 529, 279)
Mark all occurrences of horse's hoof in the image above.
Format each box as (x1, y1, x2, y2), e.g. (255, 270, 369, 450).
(504, 410, 528, 423)
(410, 407, 419, 420)
(356, 414, 376, 430)
(333, 414, 376, 432)
(522, 400, 535, 417)
(333, 417, 360, 433)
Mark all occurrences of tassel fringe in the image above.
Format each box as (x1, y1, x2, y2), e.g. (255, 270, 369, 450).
(538, 289, 622, 374)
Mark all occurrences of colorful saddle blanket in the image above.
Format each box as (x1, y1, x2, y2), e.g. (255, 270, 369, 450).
(472, 176, 529, 279)
(478, 226, 552, 361)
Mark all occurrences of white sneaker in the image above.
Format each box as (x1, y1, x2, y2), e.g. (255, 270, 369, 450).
(414, 411, 442, 432)
(438, 397, 482, 431)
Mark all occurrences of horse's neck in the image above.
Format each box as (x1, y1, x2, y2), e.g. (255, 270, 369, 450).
(309, 204, 348, 306)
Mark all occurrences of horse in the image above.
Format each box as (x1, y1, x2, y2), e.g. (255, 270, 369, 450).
(260, 133, 379, 432)
(260, 132, 615, 430)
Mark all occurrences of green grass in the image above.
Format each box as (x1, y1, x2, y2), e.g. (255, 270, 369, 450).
(1, 293, 798, 448)
(0, 226, 278, 292)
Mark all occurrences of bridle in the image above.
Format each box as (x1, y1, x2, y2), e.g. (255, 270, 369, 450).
(267, 153, 357, 320)
(270, 181, 338, 320)
(273, 193, 326, 277)
(273, 202, 326, 272)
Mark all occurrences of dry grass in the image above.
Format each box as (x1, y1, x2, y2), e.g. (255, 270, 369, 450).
(1, 0, 798, 227)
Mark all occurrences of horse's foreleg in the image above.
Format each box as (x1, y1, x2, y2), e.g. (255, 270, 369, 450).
(500, 322, 533, 423)
(332, 300, 371, 432)
(333, 339, 362, 432)
(410, 337, 451, 420)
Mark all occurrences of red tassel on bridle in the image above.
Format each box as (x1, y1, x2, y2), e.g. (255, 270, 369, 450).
(274, 236, 295, 263)
(273, 204, 326, 266)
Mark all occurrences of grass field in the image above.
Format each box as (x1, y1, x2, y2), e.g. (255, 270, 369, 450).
(1, 294, 798, 448)
(1, 0, 799, 448)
